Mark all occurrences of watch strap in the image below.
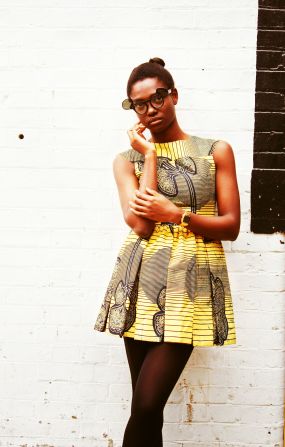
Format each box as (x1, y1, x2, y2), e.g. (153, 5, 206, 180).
(180, 210, 191, 227)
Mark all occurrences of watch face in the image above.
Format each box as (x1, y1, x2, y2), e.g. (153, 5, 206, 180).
(183, 215, 191, 224)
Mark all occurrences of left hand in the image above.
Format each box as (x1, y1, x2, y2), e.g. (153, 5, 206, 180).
(129, 187, 180, 223)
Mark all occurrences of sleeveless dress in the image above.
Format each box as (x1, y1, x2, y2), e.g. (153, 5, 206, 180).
(94, 135, 237, 347)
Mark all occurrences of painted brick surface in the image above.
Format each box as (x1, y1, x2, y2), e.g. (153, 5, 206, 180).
(251, 0, 285, 233)
(0, 1, 284, 446)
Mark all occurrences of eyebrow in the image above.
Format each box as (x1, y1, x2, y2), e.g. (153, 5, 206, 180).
(131, 91, 157, 102)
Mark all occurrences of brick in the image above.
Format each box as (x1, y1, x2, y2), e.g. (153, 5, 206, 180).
(108, 384, 131, 403)
(254, 152, 285, 168)
(251, 168, 285, 232)
(254, 111, 285, 131)
(258, 8, 285, 29)
(256, 49, 285, 70)
(257, 29, 285, 49)
(259, 0, 285, 9)
(254, 131, 285, 152)
(79, 383, 108, 402)
(255, 92, 285, 111)
(256, 71, 285, 93)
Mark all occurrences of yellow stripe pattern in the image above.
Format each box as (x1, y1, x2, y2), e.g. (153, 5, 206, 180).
(94, 135, 237, 347)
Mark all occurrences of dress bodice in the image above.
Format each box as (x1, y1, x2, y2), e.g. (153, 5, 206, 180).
(119, 135, 218, 216)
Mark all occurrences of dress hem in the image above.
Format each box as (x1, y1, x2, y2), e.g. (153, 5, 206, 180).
(94, 327, 237, 347)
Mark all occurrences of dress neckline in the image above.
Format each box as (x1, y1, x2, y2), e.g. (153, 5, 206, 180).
(149, 136, 194, 159)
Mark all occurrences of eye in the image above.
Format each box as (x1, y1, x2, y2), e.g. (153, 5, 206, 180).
(151, 94, 163, 105)
(134, 102, 146, 111)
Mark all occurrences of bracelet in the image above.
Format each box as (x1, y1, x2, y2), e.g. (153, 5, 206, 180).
(180, 210, 191, 227)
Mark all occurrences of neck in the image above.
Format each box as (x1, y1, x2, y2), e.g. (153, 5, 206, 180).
(149, 118, 189, 143)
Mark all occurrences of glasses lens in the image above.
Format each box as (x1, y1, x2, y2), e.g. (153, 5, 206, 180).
(122, 98, 132, 110)
(150, 94, 164, 109)
(130, 89, 170, 114)
(134, 103, 147, 114)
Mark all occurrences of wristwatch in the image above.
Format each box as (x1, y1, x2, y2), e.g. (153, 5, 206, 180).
(180, 210, 191, 227)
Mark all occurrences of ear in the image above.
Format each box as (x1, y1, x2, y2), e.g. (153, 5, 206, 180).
(171, 87, 178, 105)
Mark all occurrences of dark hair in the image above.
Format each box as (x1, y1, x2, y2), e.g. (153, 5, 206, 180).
(126, 57, 175, 98)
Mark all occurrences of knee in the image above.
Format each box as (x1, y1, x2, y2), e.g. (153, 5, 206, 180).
(131, 399, 163, 425)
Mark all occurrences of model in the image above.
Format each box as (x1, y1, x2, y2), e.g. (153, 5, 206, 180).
(94, 57, 241, 447)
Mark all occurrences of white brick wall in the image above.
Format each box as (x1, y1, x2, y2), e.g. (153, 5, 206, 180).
(0, 0, 284, 446)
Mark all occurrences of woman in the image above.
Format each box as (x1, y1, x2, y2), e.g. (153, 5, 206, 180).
(94, 57, 240, 446)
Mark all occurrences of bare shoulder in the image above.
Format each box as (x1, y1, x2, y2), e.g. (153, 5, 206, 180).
(113, 153, 135, 178)
(211, 140, 236, 168)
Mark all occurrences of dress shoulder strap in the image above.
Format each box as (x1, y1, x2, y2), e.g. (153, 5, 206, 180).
(118, 148, 144, 163)
(191, 135, 220, 157)
(208, 139, 223, 156)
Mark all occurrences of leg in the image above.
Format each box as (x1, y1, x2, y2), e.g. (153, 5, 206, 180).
(123, 336, 150, 392)
(122, 340, 194, 447)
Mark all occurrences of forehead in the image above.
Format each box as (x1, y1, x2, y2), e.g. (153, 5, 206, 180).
(130, 77, 167, 101)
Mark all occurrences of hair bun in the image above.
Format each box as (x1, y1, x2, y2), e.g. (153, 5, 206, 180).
(149, 57, 165, 67)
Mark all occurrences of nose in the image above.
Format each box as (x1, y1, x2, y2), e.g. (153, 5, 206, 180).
(147, 102, 158, 116)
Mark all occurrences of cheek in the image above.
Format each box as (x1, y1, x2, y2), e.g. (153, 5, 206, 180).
(138, 116, 149, 128)
(165, 107, 176, 122)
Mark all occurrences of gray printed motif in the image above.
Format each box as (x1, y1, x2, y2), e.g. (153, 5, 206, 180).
(94, 136, 234, 346)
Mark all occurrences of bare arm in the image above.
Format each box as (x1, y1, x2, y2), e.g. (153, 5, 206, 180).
(113, 122, 159, 239)
(113, 152, 157, 238)
(127, 139, 240, 241)
(172, 140, 241, 240)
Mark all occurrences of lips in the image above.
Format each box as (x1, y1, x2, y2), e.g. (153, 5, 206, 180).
(148, 118, 163, 126)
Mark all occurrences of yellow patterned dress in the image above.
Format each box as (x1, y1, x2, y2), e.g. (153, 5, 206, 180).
(94, 135, 237, 347)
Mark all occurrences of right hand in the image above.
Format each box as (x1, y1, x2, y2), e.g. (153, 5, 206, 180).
(127, 122, 155, 156)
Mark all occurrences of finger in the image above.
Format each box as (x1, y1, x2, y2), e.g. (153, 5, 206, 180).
(129, 201, 148, 212)
(135, 189, 154, 200)
(127, 129, 137, 140)
(136, 129, 146, 141)
(128, 127, 144, 140)
(145, 186, 157, 195)
(127, 129, 134, 137)
(133, 122, 146, 135)
(136, 126, 145, 134)
(132, 196, 150, 206)
(129, 207, 146, 217)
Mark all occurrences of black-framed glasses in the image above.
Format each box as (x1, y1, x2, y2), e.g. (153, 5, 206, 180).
(122, 88, 172, 115)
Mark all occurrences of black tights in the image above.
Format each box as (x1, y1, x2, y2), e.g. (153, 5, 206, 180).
(122, 337, 194, 447)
